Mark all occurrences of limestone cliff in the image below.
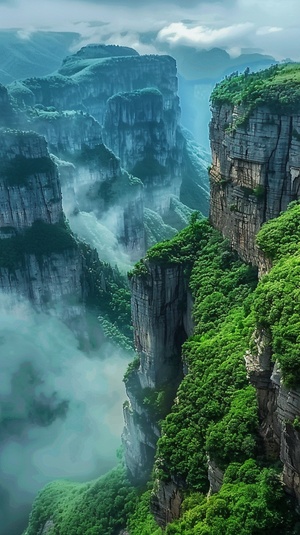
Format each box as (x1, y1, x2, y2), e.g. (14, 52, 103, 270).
(104, 88, 182, 214)
(28, 109, 103, 156)
(14, 49, 179, 129)
(0, 129, 62, 233)
(209, 103, 300, 269)
(209, 68, 300, 502)
(9, 47, 188, 257)
(123, 260, 193, 483)
(0, 84, 16, 127)
(245, 331, 300, 502)
(0, 129, 85, 332)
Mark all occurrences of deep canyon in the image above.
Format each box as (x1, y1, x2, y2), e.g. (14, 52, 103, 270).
(0, 40, 300, 535)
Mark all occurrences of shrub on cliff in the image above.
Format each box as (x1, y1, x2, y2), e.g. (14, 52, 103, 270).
(254, 202, 300, 386)
(162, 461, 296, 535)
(153, 222, 258, 489)
(211, 63, 300, 115)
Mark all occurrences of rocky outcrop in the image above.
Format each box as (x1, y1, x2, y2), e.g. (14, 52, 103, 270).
(123, 261, 192, 483)
(0, 84, 16, 127)
(0, 130, 62, 234)
(104, 88, 182, 214)
(17, 50, 180, 128)
(151, 480, 183, 527)
(210, 100, 300, 502)
(0, 249, 84, 333)
(29, 109, 103, 156)
(209, 104, 300, 268)
(245, 331, 300, 501)
(0, 130, 86, 333)
(13, 48, 187, 256)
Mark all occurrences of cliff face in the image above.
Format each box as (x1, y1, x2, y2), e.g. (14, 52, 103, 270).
(0, 130, 62, 233)
(17, 51, 179, 129)
(0, 130, 85, 332)
(0, 249, 84, 332)
(29, 110, 103, 156)
(209, 103, 300, 268)
(210, 94, 300, 501)
(123, 261, 193, 482)
(0, 84, 16, 127)
(58, 52, 180, 126)
(104, 88, 182, 214)
(245, 332, 300, 502)
(11, 47, 187, 257)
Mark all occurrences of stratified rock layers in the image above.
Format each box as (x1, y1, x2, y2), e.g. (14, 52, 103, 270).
(0, 130, 62, 232)
(210, 102, 300, 502)
(104, 88, 182, 213)
(0, 130, 85, 330)
(123, 262, 192, 482)
(209, 104, 300, 268)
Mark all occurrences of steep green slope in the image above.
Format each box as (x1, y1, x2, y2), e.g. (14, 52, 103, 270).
(128, 210, 300, 534)
(24, 207, 300, 534)
(24, 466, 136, 535)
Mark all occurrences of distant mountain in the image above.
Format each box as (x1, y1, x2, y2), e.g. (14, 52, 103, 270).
(0, 30, 81, 84)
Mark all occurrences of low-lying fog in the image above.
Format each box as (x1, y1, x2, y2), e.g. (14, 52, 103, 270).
(0, 294, 131, 535)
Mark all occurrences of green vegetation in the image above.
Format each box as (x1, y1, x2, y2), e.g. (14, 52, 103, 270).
(211, 63, 300, 117)
(155, 221, 258, 489)
(0, 219, 77, 270)
(81, 243, 133, 350)
(256, 200, 300, 260)
(128, 491, 162, 535)
(144, 208, 177, 248)
(253, 202, 300, 387)
(162, 460, 297, 535)
(24, 74, 79, 103)
(24, 467, 137, 535)
(24, 203, 300, 534)
(78, 143, 118, 168)
(108, 87, 162, 103)
(0, 154, 55, 186)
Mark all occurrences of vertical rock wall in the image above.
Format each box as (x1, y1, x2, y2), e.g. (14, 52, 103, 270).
(0, 130, 86, 332)
(209, 103, 300, 268)
(210, 102, 300, 502)
(123, 261, 192, 482)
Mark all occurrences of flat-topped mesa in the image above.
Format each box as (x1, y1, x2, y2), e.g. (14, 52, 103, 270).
(59, 52, 180, 125)
(62, 43, 140, 63)
(209, 64, 300, 269)
(15, 52, 179, 127)
(104, 88, 181, 213)
(0, 129, 62, 234)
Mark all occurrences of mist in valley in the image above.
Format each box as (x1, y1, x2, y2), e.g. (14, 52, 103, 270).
(0, 293, 131, 535)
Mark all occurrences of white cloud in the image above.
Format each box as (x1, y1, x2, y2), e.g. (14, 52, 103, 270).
(158, 21, 254, 51)
(256, 26, 282, 36)
(0, 0, 299, 60)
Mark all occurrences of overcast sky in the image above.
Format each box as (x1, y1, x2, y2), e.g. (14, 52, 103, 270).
(0, 0, 299, 60)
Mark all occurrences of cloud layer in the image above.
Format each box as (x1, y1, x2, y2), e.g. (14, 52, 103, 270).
(0, 0, 299, 60)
